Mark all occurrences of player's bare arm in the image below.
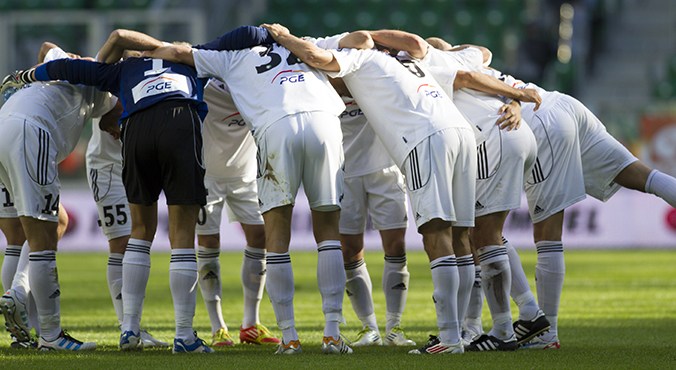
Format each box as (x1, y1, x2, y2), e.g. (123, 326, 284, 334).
(454, 70, 541, 110)
(141, 44, 195, 67)
(495, 100, 522, 131)
(337, 30, 374, 50)
(98, 29, 164, 64)
(261, 23, 340, 72)
(368, 30, 428, 59)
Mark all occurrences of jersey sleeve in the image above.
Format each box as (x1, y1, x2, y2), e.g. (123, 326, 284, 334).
(192, 49, 231, 80)
(326, 48, 363, 78)
(43, 47, 69, 63)
(194, 26, 274, 51)
(35, 58, 122, 93)
(453, 47, 486, 69)
(306, 32, 349, 49)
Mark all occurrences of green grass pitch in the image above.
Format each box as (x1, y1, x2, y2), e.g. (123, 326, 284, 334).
(0, 250, 675, 369)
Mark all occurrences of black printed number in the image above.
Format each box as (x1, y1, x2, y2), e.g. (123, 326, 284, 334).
(1, 187, 12, 207)
(102, 204, 128, 227)
(255, 50, 302, 74)
(398, 59, 426, 78)
(41, 194, 59, 214)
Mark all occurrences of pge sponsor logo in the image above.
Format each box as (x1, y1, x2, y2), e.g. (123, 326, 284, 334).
(222, 113, 246, 127)
(131, 73, 190, 103)
(271, 70, 308, 85)
(339, 108, 363, 119)
(417, 84, 443, 99)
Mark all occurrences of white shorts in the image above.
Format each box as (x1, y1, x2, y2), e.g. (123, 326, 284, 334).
(340, 165, 408, 234)
(256, 111, 344, 214)
(86, 161, 131, 240)
(475, 121, 537, 217)
(0, 181, 18, 219)
(195, 174, 264, 235)
(0, 118, 60, 222)
(402, 127, 476, 230)
(524, 93, 637, 223)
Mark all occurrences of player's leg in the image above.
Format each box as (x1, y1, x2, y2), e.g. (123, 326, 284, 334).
(224, 178, 279, 345)
(167, 203, 204, 352)
(120, 203, 156, 350)
(262, 205, 299, 352)
(366, 166, 414, 345)
(340, 175, 380, 345)
(238, 222, 279, 345)
(0, 216, 24, 293)
(614, 161, 676, 208)
(302, 111, 351, 355)
(407, 129, 473, 354)
(470, 211, 516, 348)
(461, 244, 484, 345)
(380, 227, 414, 345)
(521, 211, 564, 349)
(502, 235, 550, 344)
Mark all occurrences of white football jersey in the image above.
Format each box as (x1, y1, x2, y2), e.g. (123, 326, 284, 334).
(420, 47, 512, 132)
(339, 97, 394, 177)
(192, 45, 345, 140)
(304, 33, 348, 50)
(201, 79, 257, 181)
(327, 48, 471, 167)
(0, 47, 115, 164)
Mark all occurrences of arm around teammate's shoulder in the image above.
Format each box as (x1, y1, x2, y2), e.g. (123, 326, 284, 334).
(261, 23, 340, 72)
(142, 44, 195, 67)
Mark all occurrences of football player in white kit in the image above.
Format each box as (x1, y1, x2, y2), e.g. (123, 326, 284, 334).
(143, 33, 351, 354)
(417, 43, 547, 351)
(1, 179, 69, 349)
(0, 42, 117, 351)
(194, 78, 279, 347)
(263, 24, 481, 355)
(308, 34, 415, 348)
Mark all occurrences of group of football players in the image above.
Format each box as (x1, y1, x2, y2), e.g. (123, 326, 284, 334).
(0, 22, 675, 355)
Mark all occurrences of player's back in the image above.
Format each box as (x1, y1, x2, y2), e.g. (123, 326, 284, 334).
(330, 48, 470, 167)
(201, 79, 256, 180)
(192, 44, 345, 140)
(1, 81, 113, 163)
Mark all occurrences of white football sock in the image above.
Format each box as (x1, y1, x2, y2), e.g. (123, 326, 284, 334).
(170, 249, 198, 343)
(2, 244, 22, 292)
(503, 237, 540, 320)
(477, 245, 513, 340)
(345, 259, 378, 332)
(645, 169, 676, 208)
(383, 254, 409, 333)
(197, 245, 226, 334)
(317, 241, 346, 339)
(464, 265, 484, 333)
(12, 242, 38, 334)
(29, 250, 61, 341)
(456, 254, 474, 328)
(121, 239, 151, 334)
(107, 253, 124, 325)
(429, 255, 460, 345)
(535, 241, 565, 340)
(265, 252, 297, 343)
(10, 241, 30, 298)
(241, 245, 266, 328)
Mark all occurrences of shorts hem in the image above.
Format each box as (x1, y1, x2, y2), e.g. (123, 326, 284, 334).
(530, 194, 587, 224)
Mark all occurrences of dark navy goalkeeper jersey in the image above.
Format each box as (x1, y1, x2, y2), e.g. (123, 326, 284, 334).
(35, 57, 207, 122)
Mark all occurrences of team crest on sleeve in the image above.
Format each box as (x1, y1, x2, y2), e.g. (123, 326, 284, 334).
(131, 73, 190, 103)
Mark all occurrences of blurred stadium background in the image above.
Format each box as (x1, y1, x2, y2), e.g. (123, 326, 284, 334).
(1, 0, 675, 249)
